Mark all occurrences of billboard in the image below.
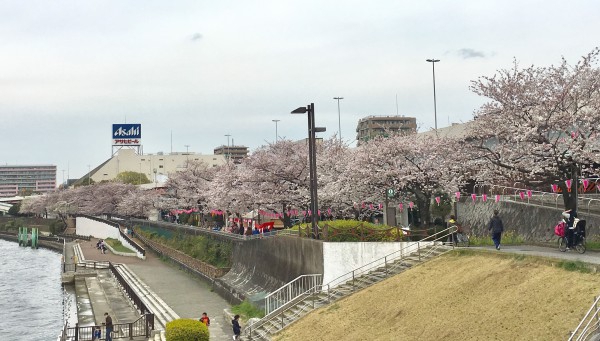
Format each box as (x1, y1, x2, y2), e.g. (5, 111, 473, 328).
(112, 124, 141, 145)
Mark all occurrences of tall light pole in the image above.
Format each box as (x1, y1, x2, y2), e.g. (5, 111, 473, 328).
(291, 103, 326, 239)
(224, 134, 231, 162)
(426, 59, 440, 130)
(333, 97, 343, 140)
(184, 144, 190, 154)
(272, 119, 280, 143)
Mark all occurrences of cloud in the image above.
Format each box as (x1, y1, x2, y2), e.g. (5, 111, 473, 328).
(191, 33, 203, 41)
(457, 48, 486, 59)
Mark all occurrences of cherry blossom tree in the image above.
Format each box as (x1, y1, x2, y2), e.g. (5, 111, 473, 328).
(467, 48, 600, 209)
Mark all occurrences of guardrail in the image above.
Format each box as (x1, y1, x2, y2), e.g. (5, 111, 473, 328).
(264, 274, 323, 316)
(60, 313, 154, 341)
(108, 262, 153, 316)
(569, 295, 600, 341)
(62, 261, 110, 273)
(118, 229, 145, 257)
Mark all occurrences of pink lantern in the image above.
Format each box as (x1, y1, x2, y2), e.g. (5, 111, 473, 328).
(369, 203, 374, 210)
(482, 194, 487, 202)
(398, 203, 403, 211)
(362, 202, 366, 209)
(327, 208, 332, 215)
(435, 197, 441, 205)
(378, 203, 383, 210)
(519, 192, 525, 200)
(408, 202, 414, 209)
(583, 179, 590, 190)
(471, 193, 477, 202)
(551, 184, 558, 193)
(495, 194, 500, 203)
(455, 192, 461, 200)
(565, 179, 572, 192)
(527, 190, 532, 198)
(318, 210, 321, 216)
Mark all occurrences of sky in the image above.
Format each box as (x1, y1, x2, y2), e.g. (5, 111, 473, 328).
(1, 0, 599, 182)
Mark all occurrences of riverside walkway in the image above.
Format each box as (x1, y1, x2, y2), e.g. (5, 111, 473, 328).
(78, 238, 233, 340)
(473, 244, 600, 264)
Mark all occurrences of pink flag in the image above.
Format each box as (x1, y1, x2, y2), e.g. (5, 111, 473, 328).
(308, 210, 312, 216)
(327, 208, 332, 215)
(495, 194, 500, 203)
(519, 192, 525, 200)
(482, 194, 487, 202)
(378, 203, 383, 210)
(362, 202, 366, 209)
(551, 184, 558, 193)
(527, 190, 532, 198)
(583, 179, 590, 189)
(455, 192, 461, 200)
(435, 196, 441, 205)
(369, 203, 374, 210)
(318, 210, 321, 216)
(471, 193, 477, 202)
(398, 203, 403, 211)
(565, 179, 572, 190)
(409, 202, 414, 209)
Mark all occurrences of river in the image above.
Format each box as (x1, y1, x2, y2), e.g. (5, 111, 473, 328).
(0, 238, 75, 340)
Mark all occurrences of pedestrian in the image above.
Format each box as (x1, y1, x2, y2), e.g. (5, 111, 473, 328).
(104, 312, 113, 341)
(199, 312, 210, 327)
(92, 326, 101, 341)
(562, 209, 577, 249)
(232, 314, 241, 340)
(488, 209, 504, 250)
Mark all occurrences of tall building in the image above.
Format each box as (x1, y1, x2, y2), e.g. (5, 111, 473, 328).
(356, 115, 417, 145)
(214, 145, 249, 164)
(80, 149, 227, 185)
(0, 165, 56, 197)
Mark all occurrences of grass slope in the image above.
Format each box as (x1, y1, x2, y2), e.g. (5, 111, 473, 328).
(274, 251, 600, 341)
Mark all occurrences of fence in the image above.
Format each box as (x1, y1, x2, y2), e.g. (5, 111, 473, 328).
(59, 313, 154, 341)
(108, 262, 153, 316)
(569, 295, 600, 341)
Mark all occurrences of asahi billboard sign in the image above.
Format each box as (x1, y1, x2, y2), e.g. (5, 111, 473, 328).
(112, 124, 141, 145)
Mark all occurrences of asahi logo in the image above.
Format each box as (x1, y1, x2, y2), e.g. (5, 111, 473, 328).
(114, 126, 140, 137)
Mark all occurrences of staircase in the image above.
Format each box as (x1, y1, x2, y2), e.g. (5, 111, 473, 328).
(243, 228, 457, 340)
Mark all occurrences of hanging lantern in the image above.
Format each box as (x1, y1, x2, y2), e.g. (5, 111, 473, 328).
(471, 193, 477, 202)
(527, 190, 532, 198)
(408, 202, 414, 209)
(455, 192, 461, 200)
(583, 179, 590, 190)
(565, 179, 572, 192)
(435, 196, 441, 206)
(551, 184, 558, 193)
(519, 192, 525, 200)
(482, 194, 487, 202)
(398, 203, 403, 211)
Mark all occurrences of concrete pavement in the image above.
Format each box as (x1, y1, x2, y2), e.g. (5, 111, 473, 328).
(471, 244, 600, 264)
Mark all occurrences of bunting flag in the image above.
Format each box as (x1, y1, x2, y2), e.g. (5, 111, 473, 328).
(482, 194, 487, 202)
(519, 192, 525, 200)
(409, 202, 414, 209)
(565, 179, 572, 192)
(583, 179, 590, 189)
(435, 196, 441, 206)
(362, 202, 366, 209)
(471, 193, 477, 202)
(398, 203, 403, 211)
(495, 194, 500, 203)
(551, 184, 558, 193)
(327, 208, 332, 215)
(378, 203, 383, 210)
(455, 192, 461, 200)
(369, 203, 374, 210)
(527, 190, 532, 198)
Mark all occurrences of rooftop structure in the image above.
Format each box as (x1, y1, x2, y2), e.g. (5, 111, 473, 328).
(356, 115, 417, 145)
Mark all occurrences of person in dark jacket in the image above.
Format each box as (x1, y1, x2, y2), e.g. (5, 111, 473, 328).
(488, 210, 504, 250)
(232, 314, 241, 340)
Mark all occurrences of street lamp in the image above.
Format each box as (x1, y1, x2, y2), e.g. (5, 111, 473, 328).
(333, 97, 343, 140)
(272, 119, 280, 143)
(426, 59, 440, 130)
(291, 103, 326, 239)
(224, 134, 231, 162)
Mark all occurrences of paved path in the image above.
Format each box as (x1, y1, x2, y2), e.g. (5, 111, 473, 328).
(471, 244, 600, 264)
(80, 237, 233, 340)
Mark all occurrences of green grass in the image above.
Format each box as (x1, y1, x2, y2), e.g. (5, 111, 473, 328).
(468, 230, 525, 246)
(105, 238, 135, 253)
(557, 260, 592, 273)
(231, 300, 265, 320)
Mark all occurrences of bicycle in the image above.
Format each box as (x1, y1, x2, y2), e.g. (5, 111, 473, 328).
(557, 220, 586, 254)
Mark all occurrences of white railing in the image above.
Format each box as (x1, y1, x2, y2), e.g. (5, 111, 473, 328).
(264, 274, 323, 316)
(244, 227, 456, 339)
(569, 295, 600, 341)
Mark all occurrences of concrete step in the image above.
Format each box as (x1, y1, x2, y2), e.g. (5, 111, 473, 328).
(74, 277, 96, 327)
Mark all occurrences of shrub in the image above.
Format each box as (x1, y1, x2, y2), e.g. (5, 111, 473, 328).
(231, 299, 264, 319)
(165, 319, 209, 341)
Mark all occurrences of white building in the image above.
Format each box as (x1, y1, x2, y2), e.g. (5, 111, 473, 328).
(84, 149, 227, 184)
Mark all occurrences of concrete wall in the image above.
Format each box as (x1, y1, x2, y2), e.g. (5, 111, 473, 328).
(117, 233, 145, 259)
(457, 200, 600, 242)
(214, 236, 323, 305)
(322, 241, 429, 286)
(76, 216, 120, 240)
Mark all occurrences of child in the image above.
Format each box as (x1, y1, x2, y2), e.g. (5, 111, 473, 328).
(232, 314, 241, 340)
(93, 326, 101, 340)
(199, 312, 210, 327)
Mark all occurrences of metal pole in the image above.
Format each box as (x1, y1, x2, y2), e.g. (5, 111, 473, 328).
(306, 105, 316, 238)
(333, 97, 343, 140)
(224, 134, 231, 163)
(426, 59, 440, 130)
(272, 119, 280, 143)
(309, 103, 319, 239)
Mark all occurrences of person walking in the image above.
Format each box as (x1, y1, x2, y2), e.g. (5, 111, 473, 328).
(199, 312, 210, 327)
(104, 312, 113, 341)
(232, 314, 241, 340)
(488, 210, 504, 250)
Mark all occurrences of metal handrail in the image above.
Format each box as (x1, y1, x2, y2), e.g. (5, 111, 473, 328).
(264, 274, 323, 316)
(62, 313, 154, 341)
(244, 226, 457, 338)
(569, 295, 600, 341)
(118, 228, 145, 256)
(109, 262, 152, 315)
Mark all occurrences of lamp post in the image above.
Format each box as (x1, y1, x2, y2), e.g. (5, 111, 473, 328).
(333, 97, 343, 140)
(291, 103, 326, 239)
(426, 59, 440, 130)
(224, 134, 231, 162)
(272, 119, 280, 143)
